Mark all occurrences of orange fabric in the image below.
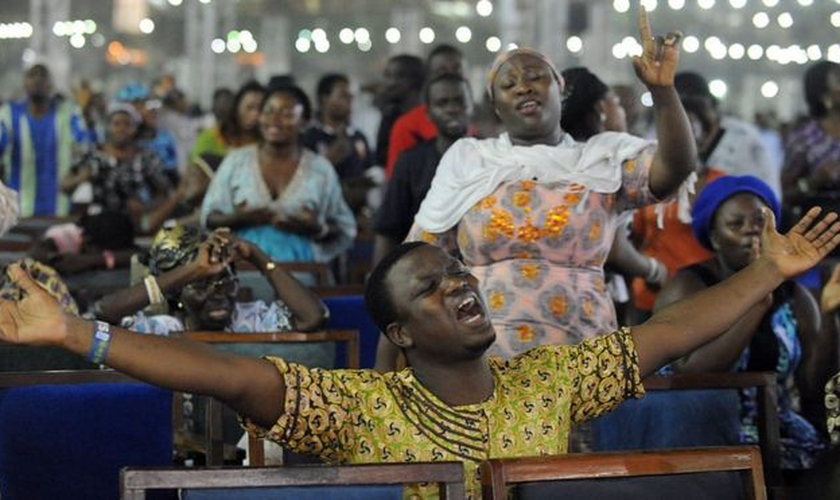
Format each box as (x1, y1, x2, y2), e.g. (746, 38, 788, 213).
(631, 169, 725, 311)
(385, 104, 437, 178)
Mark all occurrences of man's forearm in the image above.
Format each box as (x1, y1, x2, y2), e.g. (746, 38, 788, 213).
(60, 314, 286, 427)
(633, 257, 784, 376)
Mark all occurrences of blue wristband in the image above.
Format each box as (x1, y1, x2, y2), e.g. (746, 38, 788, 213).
(86, 321, 112, 364)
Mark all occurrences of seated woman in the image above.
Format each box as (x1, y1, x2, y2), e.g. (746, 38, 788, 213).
(200, 84, 356, 266)
(94, 224, 328, 341)
(93, 224, 332, 461)
(655, 175, 832, 470)
(60, 102, 176, 236)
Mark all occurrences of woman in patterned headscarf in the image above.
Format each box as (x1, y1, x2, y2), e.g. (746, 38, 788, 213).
(93, 224, 327, 337)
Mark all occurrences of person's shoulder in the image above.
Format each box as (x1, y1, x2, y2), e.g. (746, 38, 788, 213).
(399, 138, 439, 161)
(226, 144, 257, 160)
(392, 104, 430, 130)
(403, 104, 428, 121)
(721, 116, 762, 138)
(497, 344, 569, 371)
(302, 147, 333, 168)
(301, 123, 328, 141)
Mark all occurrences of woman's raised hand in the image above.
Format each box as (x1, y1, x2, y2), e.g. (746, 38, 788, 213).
(760, 207, 840, 279)
(631, 6, 682, 88)
(191, 228, 235, 277)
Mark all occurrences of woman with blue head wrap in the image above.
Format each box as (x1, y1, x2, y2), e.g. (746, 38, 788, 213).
(655, 174, 831, 470)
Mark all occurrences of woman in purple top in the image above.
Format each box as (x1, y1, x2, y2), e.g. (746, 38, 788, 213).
(782, 61, 840, 225)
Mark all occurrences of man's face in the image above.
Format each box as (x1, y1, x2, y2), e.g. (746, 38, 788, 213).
(107, 112, 137, 146)
(427, 80, 472, 140)
(24, 65, 52, 101)
(385, 245, 495, 362)
(324, 80, 353, 121)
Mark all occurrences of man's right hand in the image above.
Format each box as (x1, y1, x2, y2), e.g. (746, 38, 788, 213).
(0, 263, 69, 347)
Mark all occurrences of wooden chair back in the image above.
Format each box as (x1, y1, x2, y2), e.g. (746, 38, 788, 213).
(121, 462, 465, 500)
(175, 329, 359, 466)
(480, 446, 766, 500)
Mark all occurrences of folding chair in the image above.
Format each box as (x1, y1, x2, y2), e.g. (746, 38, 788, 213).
(480, 446, 766, 500)
(121, 462, 465, 500)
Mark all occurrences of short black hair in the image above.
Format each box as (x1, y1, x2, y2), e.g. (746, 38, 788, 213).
(264, 84, 313, 122)
(674, 71, 717, 109)
(423, 73, 471, 104)
(364, 241, 429, 332)
(804, 60, 840, 118)
(427, 44, 462, 63)
(560, 66, 609, 141)
(316, 73, 349, 103)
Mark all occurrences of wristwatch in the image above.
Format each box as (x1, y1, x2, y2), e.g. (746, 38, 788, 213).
(265, 261, 277, 272)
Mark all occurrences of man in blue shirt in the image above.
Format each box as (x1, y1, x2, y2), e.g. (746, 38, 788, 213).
(0, 64, 89, 216)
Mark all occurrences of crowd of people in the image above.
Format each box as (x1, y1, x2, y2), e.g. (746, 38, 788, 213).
(0, 6, 840, 498)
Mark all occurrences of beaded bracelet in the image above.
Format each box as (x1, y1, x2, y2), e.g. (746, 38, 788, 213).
(86, 321, 112, 364)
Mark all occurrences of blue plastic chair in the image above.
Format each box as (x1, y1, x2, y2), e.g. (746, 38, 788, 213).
(323, 295, 379, 369)
(0, 370, 173, 500)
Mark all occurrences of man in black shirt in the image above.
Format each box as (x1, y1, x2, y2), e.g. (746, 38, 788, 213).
(372, 74, 473, 264)
(302, 73, 373, 214)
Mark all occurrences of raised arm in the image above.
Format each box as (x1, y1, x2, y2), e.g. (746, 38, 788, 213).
(633, 207, 840, 377)
(0, 263, 285, 429)
(652, 269, 771, 373)
(94, 232, 232, 323)
(631, 7, 697, 199)
(231, 236, 328, 331)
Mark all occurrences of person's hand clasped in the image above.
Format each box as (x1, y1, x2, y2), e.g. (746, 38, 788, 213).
(761, 207, 840, 279)
(632, 6, 682, 88)
(275, 208, 323, 237)
(191, 228, 235, 278)
(0, 263, 69, 346)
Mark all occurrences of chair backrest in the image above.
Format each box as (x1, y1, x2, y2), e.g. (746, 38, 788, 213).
(479, 446, 766, 500)
(322, 295, 379, 369)
(645, 372, 780, 477)
(0, 370, 173, 500)
(591, 371, 780, 489)
(121, 462, 466, 500)
(176, 330, 359, 466)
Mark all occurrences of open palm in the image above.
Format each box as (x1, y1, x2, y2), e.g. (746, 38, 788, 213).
(0, 264, 68, 346)
(631, 7, 682, 88)
(761, 207, 840, 279)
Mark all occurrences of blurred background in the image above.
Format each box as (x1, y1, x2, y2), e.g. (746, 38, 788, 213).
(0, 0, 836, 121)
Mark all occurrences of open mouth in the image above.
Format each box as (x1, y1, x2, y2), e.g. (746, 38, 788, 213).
(516, 100, 540, 114)
(456, 295, 486, 325)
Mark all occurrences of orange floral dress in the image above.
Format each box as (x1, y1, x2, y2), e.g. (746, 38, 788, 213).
(408, 152, 657, 358)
